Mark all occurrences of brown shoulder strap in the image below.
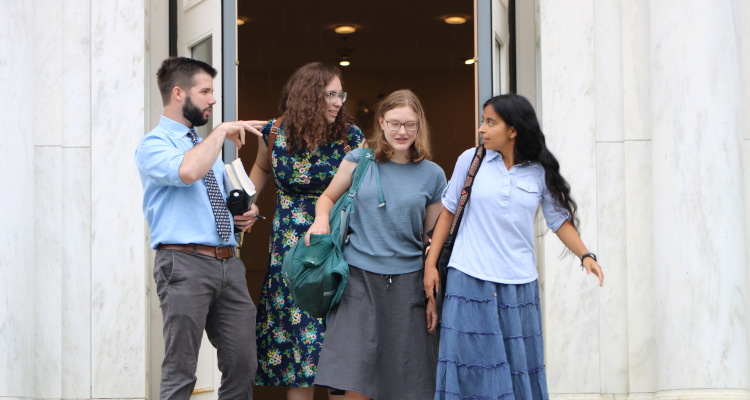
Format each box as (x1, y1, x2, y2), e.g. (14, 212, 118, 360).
(448, 146, 486, 235)
(267, 116, 284, 162)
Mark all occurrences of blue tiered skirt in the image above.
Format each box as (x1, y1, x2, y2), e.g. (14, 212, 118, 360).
(435, 268, 549, 400)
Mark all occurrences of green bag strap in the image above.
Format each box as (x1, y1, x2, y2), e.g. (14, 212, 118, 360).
(348, 148, 385, 207)
(348, 148, 375, 199)
(372, 162, 386, 207)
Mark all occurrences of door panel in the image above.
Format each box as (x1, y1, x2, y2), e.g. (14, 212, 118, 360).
(179, 0, 223, 132)
(176, 0, 226, 398)
(491, 0, 510, 96)
(476, 0, 510, 143)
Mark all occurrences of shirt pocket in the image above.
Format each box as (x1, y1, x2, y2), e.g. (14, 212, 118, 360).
(514, 180, 541, 209)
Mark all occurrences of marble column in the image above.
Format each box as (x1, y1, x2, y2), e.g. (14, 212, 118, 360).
(622, 0, 656, 397)
(539, 0, 600, 395)
(738, 0, 750, 385)
(593, 0, 628, 396)
(33, 0, 64, 395)
(0, 1, 36, 397)
(90, 0, 148, 397)
(651, 0, 749, 397)
(61, 0, 92, 396)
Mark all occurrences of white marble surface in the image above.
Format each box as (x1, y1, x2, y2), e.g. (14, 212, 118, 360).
(654, 389, 750, 400)
(90, 0, 148, 397)
(62, 0, 91, 148)
(595, 143, 628, 393)
(624, 141, 656, 393)
(62, 148, 91, 399)
(622, 0, 655, 393)
(34, 147, 63, 398)
(0, 2, 36, 396)
(742, 1, 750, 141)
(539, 0, 600, 393)
(622, 0, 650, 141)
(651, 0, 748, 390)
(33, 0, 62, 147)
(745, 140, 750, 381)
(594, 0, 623, 143)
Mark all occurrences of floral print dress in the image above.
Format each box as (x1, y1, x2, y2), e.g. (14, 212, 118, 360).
(255, 119, 365, 387)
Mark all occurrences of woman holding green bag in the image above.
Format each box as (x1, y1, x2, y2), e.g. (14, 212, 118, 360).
(305, 89, 447, 400)
(249, 62, 365, 399)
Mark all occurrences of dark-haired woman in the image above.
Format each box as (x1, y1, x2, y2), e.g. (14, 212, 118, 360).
(424, 94, 604, 400)
(249, 62, 365, 399)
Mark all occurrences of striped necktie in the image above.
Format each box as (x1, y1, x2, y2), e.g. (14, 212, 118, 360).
(187, 129, 232, 242)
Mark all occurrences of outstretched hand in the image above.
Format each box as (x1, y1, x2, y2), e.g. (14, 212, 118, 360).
(583, 257, 604, 286)
(222, 120, 267, 149)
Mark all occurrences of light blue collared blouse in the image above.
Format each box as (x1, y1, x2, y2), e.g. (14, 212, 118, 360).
(442, 148, 569, 284)
(135, 116, 236, 249)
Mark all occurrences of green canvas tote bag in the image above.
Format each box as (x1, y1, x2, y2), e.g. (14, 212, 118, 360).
(282, 149, 375, 325)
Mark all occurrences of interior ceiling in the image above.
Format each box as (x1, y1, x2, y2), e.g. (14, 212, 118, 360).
(237, 0, 474, 71)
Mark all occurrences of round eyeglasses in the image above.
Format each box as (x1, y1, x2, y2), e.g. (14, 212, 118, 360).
(385, 120, 419, 132)
(326, 91, 347, 103)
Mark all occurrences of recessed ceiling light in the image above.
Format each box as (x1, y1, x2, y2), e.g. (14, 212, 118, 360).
(465, 58, 475, 65)
(340, 60, 351, 66)
(445, 16, 467, 25)
(237, 18, 245, 25)
(335, 25, 356, 34)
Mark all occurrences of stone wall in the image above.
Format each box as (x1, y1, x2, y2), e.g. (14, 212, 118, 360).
(537, 0, 750, 398)
(0, 0, 149, 399)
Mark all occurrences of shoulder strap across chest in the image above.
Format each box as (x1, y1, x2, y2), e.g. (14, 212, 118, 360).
(267, 116, 353, 159)
(267, 116, 284, 161)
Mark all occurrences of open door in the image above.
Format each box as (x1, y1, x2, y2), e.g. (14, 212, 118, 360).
(491, 0, 511, 96)
(174, 0, 236, 398)
(476, 0, 510, 144)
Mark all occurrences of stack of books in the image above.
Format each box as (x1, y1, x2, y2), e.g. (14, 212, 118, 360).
(223, 158, 256, 208)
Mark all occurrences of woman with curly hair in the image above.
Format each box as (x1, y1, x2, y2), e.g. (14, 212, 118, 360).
(248, 62, 365, 399)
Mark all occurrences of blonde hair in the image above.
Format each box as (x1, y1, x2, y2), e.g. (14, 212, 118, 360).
(371, 89, 432, 162)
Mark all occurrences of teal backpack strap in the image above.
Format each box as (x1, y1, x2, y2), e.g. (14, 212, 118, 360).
(373, 162, 386, 207)
(348, 149, 374, 197)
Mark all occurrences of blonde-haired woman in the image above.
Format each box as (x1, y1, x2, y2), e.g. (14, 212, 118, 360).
(307, 89, 446, 399)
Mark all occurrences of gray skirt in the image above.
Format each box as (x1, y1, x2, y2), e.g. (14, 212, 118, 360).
(315, 266, 438, 400)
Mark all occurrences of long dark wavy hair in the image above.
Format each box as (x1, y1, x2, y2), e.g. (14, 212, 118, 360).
(279, 62, 353, 153)
(484, 94, 579, 231)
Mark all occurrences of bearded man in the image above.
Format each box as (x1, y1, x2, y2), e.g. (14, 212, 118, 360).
(135, 57, 265, 400)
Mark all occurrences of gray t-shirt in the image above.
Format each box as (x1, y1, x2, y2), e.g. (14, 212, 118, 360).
(343, 148, 447, 275)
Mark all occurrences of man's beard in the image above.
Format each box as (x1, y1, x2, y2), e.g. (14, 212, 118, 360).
(182, 95, 210, 127)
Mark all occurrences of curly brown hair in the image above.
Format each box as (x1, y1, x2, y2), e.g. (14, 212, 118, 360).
(279, 62, 353, 153)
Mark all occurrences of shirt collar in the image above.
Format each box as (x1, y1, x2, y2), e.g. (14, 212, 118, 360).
(486, 149, 535, 167)
(159, 115, 193, 137)
(485, 149, 501, 162)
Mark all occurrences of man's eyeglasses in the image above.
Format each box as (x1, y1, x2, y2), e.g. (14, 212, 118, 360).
(326, 91, 347, 103)
(385, 120, 419, 132)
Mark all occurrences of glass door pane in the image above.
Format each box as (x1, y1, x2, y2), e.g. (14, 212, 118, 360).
(191, 37, 213, 139)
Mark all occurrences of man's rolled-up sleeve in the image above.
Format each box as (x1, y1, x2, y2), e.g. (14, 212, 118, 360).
(135, 135, 189, 187)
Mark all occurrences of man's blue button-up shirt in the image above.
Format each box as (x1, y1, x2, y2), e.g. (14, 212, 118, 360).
(135, 116, 236, 249)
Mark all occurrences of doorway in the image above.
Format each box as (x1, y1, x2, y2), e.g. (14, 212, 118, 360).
(236, 0, 475, 398)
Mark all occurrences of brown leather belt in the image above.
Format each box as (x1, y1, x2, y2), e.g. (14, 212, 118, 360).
(159, 244, 235, 259)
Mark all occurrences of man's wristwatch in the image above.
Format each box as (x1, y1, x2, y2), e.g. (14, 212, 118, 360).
(580, 253, 597, 270)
